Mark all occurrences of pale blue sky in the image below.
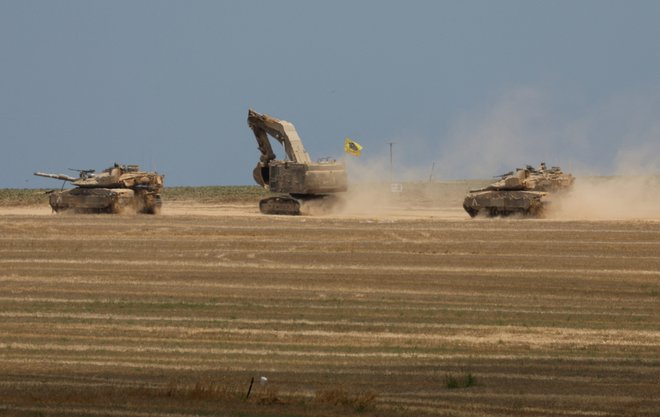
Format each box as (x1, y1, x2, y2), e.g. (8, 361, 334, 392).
(1, 0, 659, 187)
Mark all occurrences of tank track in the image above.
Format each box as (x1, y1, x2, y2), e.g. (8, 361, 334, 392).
(463, 203, 544, 218)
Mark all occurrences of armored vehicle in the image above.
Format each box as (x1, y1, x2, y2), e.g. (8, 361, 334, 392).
(248, 109, 347, 215)
(34, 163, 164, 214)
(463, 163, 574, 218)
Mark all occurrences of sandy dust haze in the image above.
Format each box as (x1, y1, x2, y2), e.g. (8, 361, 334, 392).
(548, 175, 660, 220)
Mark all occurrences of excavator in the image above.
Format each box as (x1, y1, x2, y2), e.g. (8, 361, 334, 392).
(247, 109, 347, 215)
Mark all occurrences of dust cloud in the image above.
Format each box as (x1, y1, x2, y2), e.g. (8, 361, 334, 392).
(330, 86, 660, 220)
(434, 86, 660, 179)
(429, 86, 660, 221)
(336, 157, 397, 216)
(547, 175, 660, 221)
(330, 157, 480, 218)
(548, 128, 660, 220)
(434, 87, 571, 180)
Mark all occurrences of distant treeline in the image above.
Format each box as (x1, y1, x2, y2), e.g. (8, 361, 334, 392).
(0, 186, 268, 206)
(163, 186, 268, 203)
(0, 189, 50, 206)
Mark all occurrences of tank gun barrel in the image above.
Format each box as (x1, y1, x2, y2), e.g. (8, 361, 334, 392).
(33, 172, 78, 182)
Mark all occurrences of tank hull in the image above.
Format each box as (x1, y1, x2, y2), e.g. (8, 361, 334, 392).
(463, 190, 545, 217)
(48, 188, 161, 214)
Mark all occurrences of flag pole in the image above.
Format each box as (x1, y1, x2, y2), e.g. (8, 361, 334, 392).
(388, 142, 394, 183)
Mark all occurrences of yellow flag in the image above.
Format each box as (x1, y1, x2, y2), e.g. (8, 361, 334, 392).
(344, 137, 363, 156)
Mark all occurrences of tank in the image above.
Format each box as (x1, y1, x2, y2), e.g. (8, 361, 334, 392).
(34, 163, 164, 214)
(463, 162, 574, 218)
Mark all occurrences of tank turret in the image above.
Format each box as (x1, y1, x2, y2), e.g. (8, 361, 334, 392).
(526, 163, 575, 192)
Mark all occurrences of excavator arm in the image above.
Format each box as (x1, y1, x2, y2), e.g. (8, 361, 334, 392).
(247, 109, 312, 165)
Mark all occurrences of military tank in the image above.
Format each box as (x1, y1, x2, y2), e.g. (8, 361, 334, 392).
(463, 162, 574, 218)
(34, 163, 164, 214)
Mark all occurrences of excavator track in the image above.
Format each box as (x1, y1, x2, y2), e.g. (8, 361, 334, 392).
(259, 196, 302, 215)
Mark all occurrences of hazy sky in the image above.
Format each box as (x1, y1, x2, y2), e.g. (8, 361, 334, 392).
(1, 0, 659, 188)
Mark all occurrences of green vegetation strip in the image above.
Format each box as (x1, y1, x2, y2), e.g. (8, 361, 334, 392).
(0, 189, 50, 206)
(0, 186, 269, 206)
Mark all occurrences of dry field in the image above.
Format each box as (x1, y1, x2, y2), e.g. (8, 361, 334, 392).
(0, 193, 658, 416)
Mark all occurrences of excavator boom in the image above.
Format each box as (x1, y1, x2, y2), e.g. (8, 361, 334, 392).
(247, 109, 311, 164)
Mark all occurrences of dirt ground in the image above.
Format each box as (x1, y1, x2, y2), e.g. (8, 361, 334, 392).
(0, 201, 658, 416)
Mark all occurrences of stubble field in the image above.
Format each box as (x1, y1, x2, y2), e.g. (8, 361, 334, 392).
(0, 186, 658, 416)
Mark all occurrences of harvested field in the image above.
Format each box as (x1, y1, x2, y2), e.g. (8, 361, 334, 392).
(0, 191, 658, 416)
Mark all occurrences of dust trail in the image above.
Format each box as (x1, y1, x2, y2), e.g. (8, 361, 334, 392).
(435, 88, 571, 180)
(329, 87, 660, 219)
(549, 137, 660, 220)
(548, 175, 660, 220)
(426, 86, 660, 220)
(333, 157, 395, 215)
(434, 86, 660, 180)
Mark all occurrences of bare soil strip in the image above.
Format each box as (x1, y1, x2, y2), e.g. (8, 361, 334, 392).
(0, 212, 658, 416)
